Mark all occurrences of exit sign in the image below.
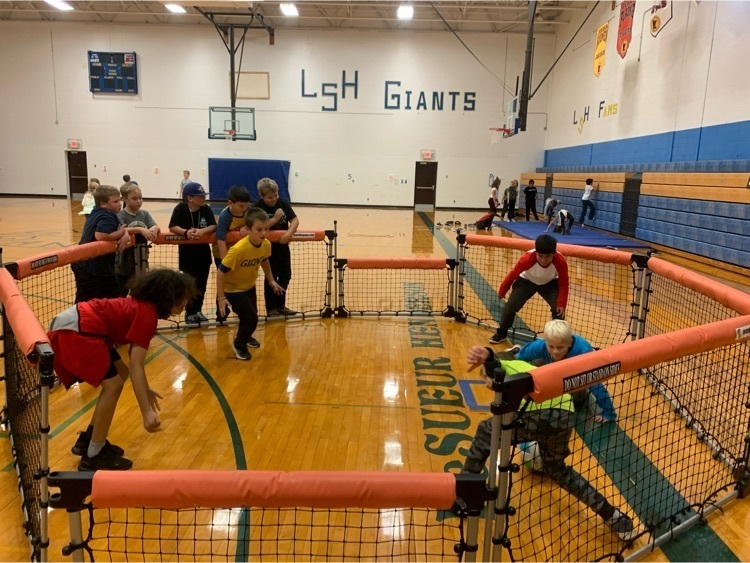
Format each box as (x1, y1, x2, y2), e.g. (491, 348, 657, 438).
(420, 149, 435, 160)
(67, 139, 83, 150)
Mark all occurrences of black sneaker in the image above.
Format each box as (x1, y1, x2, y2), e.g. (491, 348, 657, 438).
(71, 432, 124, 457)
(247, 337, 261, 348)
(233, 342, 251, 361)
(489, 331, 508, 344)
(277, 307, 298, 316)
(78, 446, 133, 471)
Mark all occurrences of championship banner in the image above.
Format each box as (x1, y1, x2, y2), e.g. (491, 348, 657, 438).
(594, 22, 608, 77)
(618, 0, 636, 59)
(650, 0, 673, 37)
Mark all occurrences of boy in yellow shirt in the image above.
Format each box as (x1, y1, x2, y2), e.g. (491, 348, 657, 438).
(217, 208, 284, 360)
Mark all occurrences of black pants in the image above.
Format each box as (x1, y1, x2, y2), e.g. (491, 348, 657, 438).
(501, 198, 517, 221)
(526, 198, 539, 221)
(498, 278, 562, 333)
(182, 261, 210, 316)
(462, 409, 615, 521)
(265, 242, 292, 311)
(580, 200, 596, 223)
(72, 263, 119, 304)
(226, 287, 258, 347)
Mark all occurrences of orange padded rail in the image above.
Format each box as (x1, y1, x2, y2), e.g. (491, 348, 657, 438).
(13, 241, 117, 280)
(12, 230, 327, 279)
(91, 470, 457, 510)
(647, 257, 750, 314)
(344, 258, 448, 270)
(530, 315, 750, 402)
(0, 269, 50, 362)
(464, 235, 635, 266)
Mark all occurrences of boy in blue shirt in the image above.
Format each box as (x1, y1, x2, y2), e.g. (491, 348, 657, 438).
(510, 319, 616, 422)
(72, 185, 131, 303)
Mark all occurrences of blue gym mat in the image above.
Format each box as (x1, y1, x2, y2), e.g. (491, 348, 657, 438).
(492, 220, 650, 248)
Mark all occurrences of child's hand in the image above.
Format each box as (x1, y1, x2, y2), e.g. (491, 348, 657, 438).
(556, 306, 566, 318)
(143, 410, 161, 433)
(467, 346, 490, 372)
(142, 227, 156, 241)
(274, 208, 284, 220)
(148, 387, 162, 412)
(239, 226, 249, 237)
(279, 232, 292, 244)
(271, 282, 285, 295)
(218, 298, 230, 316)
(116, 233, 131, 250)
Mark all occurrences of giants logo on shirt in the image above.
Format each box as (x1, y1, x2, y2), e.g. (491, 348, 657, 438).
(240, 257, 264, 267)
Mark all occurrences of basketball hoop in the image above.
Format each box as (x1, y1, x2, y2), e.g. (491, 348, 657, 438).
(223, 129, 237, 140)
(489, 127, 511, 144)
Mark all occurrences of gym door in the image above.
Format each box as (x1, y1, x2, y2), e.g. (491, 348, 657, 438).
(67, 151, 88, 198)
(414, 161, 437, 212)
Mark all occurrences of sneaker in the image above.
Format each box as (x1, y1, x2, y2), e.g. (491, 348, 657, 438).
(185, 314, 201, 327)
(266, 309, 281, 317)
(277, 307, 298, 316)
(232, 342, 251, 361)
(489, 331, 508, 345)
(196, 312, 209, 323)
(71, 432, 124, 457)
(78, 446, 133, 471)
(605, 509, 637, 541)
(247, 337, 260, 348)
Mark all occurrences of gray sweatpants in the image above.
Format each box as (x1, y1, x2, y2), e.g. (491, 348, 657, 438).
(462, 408, 615, 521)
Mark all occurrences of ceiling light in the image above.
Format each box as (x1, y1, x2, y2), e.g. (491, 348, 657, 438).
(164, 4, 187, 14)
(397, 5, 413, 19)
(44, 0, 74, 10)
(280, 3, 298, 16)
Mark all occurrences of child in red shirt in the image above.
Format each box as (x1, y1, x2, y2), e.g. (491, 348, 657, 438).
(48, 269, 196, 471)
(489, 234, 568, 344)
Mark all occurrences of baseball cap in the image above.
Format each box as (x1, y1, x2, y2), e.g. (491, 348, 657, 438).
(183, 182, 207, 197)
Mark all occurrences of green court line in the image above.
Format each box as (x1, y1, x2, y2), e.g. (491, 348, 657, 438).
(422, 213, 736, 562)
(264, 401, 415, 410)
(417, 212, 531, 331)
(153, 334, 250, 562)
(577, 415, 738, 562)
(1, 343, 171, 472)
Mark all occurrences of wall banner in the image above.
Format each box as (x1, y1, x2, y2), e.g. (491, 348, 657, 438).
(650, 0, 673, 37)
(618, 0, 636, 59)
(594, 22, 609, 77)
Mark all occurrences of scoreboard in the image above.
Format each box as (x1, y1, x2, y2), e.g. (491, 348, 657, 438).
(88, 51, 138, 94)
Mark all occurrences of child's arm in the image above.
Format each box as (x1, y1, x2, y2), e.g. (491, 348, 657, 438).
(216, 269, 230, 316)
(95, 224, 131, 249)
(128, 344, 161, 432)
(279, 216, 300, 244)
(260, 259, 285, 294)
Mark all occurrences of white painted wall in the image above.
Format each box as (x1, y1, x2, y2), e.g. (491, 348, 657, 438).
(0, 21, 554, 208)
(545, 0, 750, 149)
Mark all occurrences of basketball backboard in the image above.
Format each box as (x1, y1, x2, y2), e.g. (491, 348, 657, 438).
(504, 97, 519, 136)
(208, 106, 256, 141)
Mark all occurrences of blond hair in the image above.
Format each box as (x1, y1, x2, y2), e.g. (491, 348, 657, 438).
(120, 182, 141, 199)
(543, 319, 573, 344)
(257, 177, 279, 196)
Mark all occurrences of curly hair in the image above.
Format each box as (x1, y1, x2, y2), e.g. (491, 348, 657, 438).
(128, 269, 197, 319)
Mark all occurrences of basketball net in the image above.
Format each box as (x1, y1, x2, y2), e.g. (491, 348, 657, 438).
(223, 129, 237, 140)
(489, 127, 510, 144)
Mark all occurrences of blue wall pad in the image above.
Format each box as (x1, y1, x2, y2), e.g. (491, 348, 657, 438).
(492, 220, 649, 248)
(207, 158, 291, 201)
(544, 120, 750, 168)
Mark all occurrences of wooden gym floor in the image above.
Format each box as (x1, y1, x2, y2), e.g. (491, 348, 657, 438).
(0, 197, 748, 561)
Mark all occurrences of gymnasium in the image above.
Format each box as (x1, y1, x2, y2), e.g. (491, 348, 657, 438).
(0, 1, 749, 561)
